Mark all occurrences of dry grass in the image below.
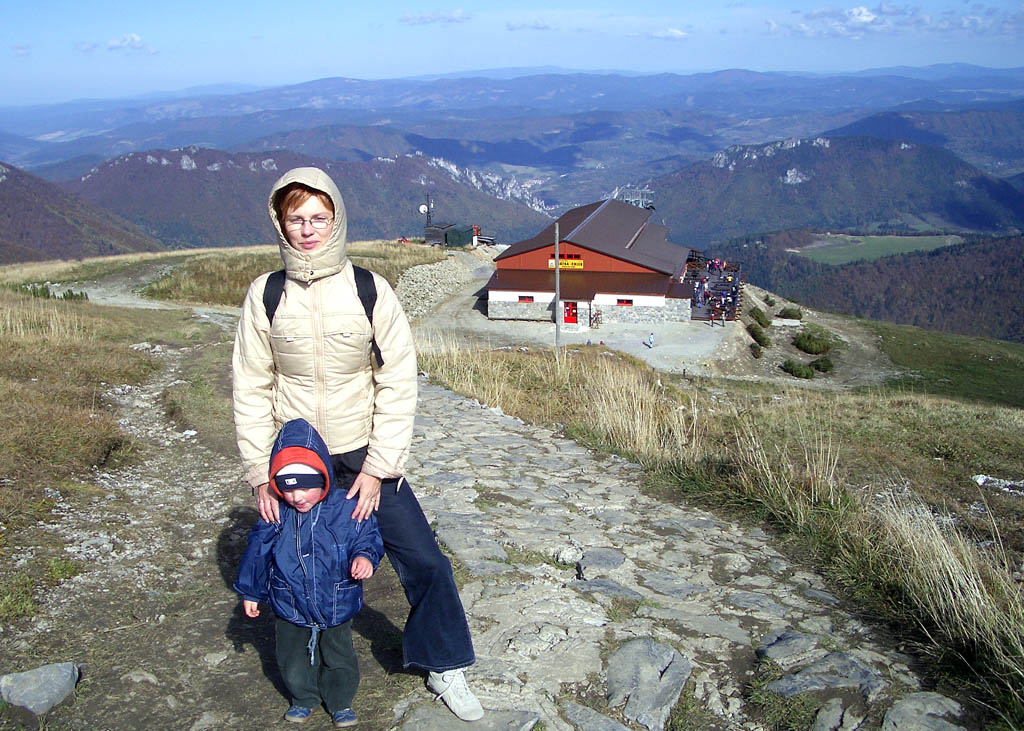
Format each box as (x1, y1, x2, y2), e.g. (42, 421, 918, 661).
(0, 250, 180, 286)
(141, 241, 445, 306)
(416, 332, 1024, 721)
(0, 288, 209, 527)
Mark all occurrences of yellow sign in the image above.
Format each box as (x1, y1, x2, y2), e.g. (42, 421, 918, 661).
(548, 259, 584, 269)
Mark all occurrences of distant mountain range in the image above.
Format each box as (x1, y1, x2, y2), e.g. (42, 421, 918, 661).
(0, 162, 162, 263)
(59, 148, 551, 247)
(4, 65, 1024, 270)
(651, 136, 1024, 249)
(827, 99, 1024, 177)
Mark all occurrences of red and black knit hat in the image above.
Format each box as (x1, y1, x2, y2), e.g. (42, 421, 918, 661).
(268, 446, 331, 501)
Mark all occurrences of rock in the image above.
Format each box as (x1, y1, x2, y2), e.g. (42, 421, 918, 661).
(756, 629, 825, 671)
(882, 692, 965, 730)
(764, 653, 886, 701)
(399, 704, 539, 729)
(561, 700, 631, 730)
(606, 639, 693, 731)
(578, 548, 626, 576)
(433, 514, 508, 563)
(642, 572, 707, 600)
(571, 578, 644, 601)
(554, 544, 583, 565)
(0, 662, 79, 715)
(812, 697, 845, 730)
(202, 652, 228, 667)
(122, 669, 159, 685)
(189, 711, 226, 730)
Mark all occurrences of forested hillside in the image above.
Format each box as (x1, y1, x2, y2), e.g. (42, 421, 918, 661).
(654, 136, 1024, 248)
(0, 162, 163, 263)
(827, 100, 1024, 176)
(61, 147, 551, 249)
(713, 232, 1024, 343)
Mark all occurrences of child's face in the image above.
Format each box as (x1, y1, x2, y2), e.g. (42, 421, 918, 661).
(281, 487, 324, 513)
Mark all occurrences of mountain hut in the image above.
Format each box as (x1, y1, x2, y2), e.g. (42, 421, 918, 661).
(486, 199, 699, 329)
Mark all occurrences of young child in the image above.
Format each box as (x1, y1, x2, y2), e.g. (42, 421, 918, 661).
(234, 418, 384, 727)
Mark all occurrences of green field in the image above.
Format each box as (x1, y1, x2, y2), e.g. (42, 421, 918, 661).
(796, 234, 962, 265)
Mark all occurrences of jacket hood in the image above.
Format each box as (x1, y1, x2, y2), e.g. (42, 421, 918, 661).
(268, 167, 348, 283)
(268, 418, 335, 501)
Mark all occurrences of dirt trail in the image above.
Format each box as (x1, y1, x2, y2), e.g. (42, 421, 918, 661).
(0, 266, 416, 730)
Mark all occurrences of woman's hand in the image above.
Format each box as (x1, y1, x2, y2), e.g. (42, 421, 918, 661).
(350, 556, 374, 580)
(256, 482, 280, 524)
(346, 472, 381, 523)
(243, 600, 260, 618)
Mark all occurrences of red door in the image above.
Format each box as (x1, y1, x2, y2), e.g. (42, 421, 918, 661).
(563, 301, 578, 324)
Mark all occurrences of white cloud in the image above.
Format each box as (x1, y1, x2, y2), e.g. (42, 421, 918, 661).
(772, 2, 1024, 38)
(108, 33, 145, 51)
(651, 27, 689, 40)
(12, 43, 30, 57)
(399, 9, 472, 25)
(76, 41, 98, 54)
(506, 19, 553, 31)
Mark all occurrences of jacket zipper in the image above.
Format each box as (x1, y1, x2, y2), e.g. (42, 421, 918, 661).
(311, 278, 328, 440)
(295, 507, 328, 627)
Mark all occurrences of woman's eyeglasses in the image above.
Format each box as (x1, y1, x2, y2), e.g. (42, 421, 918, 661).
(284, 215, 333, 231)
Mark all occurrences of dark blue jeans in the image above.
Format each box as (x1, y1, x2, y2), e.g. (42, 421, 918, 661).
(332, 450, 476, 672)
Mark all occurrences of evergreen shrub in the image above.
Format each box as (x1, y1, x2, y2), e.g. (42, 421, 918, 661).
(793, 331, 833, 355)
(764, 295, 777, 307)
(749, 306, 771, 328)
(810, 357, 834, 373)
(778, 306, 802, 320)
(750, 343, 763, 359)
(782, 359, 816, 379)
(747, 323, 771, 348)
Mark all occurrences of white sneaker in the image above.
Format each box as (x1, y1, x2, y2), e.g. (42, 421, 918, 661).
(427, 669, 484, 721)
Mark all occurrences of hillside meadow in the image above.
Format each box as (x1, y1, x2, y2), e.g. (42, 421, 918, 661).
(1, 250, 1022, 725)
(795, 234, 963, 266)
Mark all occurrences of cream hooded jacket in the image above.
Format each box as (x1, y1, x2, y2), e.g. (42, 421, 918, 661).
(232, 167, 417, 489)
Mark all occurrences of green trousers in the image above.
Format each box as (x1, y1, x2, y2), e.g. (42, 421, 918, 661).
(275, 618, 359, 712)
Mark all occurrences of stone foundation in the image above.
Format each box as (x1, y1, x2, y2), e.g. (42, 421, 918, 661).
(595, 299, 691, 324)
(488, 301, 555, 321)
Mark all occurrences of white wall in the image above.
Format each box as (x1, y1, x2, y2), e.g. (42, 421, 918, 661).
(489, 290, 555, 303)
(593, 293, 665, 307)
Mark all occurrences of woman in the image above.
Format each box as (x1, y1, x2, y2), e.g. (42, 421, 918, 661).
(232, 167, 483, 722)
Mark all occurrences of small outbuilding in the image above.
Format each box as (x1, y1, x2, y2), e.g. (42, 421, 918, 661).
(486, 198, 698, 329)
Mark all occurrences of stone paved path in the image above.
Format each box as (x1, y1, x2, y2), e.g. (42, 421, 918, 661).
(392, 382, 967, 730)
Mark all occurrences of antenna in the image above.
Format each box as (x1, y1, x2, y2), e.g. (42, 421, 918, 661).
(617, 184, 654, 210)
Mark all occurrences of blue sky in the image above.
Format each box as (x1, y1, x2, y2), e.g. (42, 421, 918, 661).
(3, 0, 1023, 106)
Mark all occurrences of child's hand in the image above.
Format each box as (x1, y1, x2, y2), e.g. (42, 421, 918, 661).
(351, 556, 374, 580)
(243, 600, 260, 618)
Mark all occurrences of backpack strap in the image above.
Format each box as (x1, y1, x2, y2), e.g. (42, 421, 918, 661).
(352, 265, 383, 367)
(262, 266, 382, 367)
(262, 269, 286, 327)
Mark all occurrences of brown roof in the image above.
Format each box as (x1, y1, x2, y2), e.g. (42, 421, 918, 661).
(486, 269, 694, 300)
(495, 199, 693, 276)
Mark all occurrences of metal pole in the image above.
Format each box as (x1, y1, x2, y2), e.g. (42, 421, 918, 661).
(554, 221, 561, 351)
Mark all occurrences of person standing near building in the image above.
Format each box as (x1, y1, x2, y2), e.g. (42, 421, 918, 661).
(232, 167, 484, 722)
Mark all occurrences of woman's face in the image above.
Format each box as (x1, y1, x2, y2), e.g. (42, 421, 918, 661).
(282, 195, 333, 253)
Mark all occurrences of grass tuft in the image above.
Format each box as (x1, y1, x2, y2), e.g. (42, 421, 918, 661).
(0, 574, 35, 621)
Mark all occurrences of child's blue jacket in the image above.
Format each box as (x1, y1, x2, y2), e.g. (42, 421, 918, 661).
(233, 418, 384, 632)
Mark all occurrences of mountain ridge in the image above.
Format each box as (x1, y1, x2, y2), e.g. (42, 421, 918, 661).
(0, 162, 163, 264)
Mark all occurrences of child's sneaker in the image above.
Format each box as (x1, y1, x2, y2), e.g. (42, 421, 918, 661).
(284, 705, 313, 723)
(427, 669, 484, 721)
(332, 708, 358, 727)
